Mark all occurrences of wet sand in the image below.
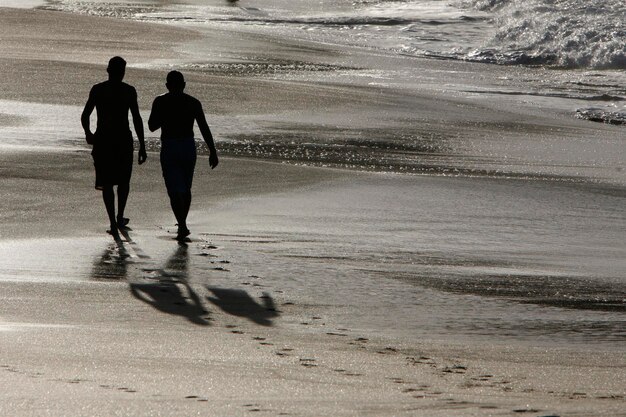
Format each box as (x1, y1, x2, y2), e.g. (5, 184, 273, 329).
(0, 5, 625, 416)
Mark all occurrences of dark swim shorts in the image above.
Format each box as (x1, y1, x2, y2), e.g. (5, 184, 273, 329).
(92, 132, 133, 190)
(160, 138, 197, 194)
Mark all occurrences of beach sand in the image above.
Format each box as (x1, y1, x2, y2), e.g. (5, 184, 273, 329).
(0, 5, 624, 416)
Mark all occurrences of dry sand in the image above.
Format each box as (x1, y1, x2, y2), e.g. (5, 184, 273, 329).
(0, 5, 624, 417)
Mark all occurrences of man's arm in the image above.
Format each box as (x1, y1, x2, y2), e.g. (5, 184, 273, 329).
(130, 89, 147, 165)
(81, 88, 96, 145)
(147, 97, 161, 132)
(196, 104, 218, 169)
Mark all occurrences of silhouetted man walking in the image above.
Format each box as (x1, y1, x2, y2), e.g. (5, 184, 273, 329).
(148, 70, 218, 241)
(81, 56, 147, 240)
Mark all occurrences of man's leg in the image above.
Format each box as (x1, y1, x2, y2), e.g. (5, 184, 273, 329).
(102, 186, 119, 238)
(169, 192, 186, 226)
(182, 191, 192, 225)
(168, 192, 190, 239)
(117, 183, 130, 226)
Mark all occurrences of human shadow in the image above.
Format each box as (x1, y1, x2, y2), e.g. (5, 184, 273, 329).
(130, 243, 210, 326)
(206, 287, 279, 326)
(91, 241, 130, 281)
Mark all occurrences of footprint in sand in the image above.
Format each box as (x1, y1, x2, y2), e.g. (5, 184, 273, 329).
(471, 374, 494, 382)
(212, 266, 230, 271)
(243, 404, 267, 412)
(275, 348, 293, 357)
(407, 356, 436, 366)
(1, 365, 20, 374)
(335, 369, 361, 375)
(299, 358, 317, 368)
(253, 337, 274, 346)
(224, 324, 244, 334)
(442, 364, 467, 374)
(387, 377, 408, 384)
(596, 394, 624, 400)
(186, 395, 209, 401)
(376, 347, 399, 355)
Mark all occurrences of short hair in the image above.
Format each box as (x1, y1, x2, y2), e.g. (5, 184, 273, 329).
(108, 56, 126, 72)
(166, 70, 185, 90)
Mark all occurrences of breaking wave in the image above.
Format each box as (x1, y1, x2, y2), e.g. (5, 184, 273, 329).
(462, 0, 626, 69)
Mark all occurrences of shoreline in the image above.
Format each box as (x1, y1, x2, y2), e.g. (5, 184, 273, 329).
(0, 6, 623, 186)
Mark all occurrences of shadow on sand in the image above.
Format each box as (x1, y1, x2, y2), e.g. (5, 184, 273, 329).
(206, 287, 279, 326)
(92, 233, 280, 327)
(129, 243, 211, 326)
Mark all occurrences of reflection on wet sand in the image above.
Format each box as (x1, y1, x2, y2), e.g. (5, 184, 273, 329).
(91, 241, 130, 281)
(89, 234, 282, 328)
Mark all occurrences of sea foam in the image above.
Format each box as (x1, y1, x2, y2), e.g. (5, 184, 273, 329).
(463, 0, 626, 69)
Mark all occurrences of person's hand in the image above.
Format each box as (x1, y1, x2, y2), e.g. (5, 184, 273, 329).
(209, 152, 219, 169)
(85, 131, 95, 145)
(138, 146, 147, 165)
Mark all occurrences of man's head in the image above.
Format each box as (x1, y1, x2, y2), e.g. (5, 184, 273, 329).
(107, 56, 126, 81)
(166, 70, 185, 92)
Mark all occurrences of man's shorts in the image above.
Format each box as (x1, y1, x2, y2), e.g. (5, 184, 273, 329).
(160, 138, 197, 194)
(92, 133, 133, 190)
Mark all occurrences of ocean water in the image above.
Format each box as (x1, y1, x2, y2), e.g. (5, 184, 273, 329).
(39, 0, 626, 179)
(46, 0, 626, 124)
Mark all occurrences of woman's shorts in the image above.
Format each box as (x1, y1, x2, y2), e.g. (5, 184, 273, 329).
(160, 138, 197, 194)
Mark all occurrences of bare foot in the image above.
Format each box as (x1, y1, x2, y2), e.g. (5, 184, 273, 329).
(176, 226, 191, 241)
(117, 217, 130, 230)
(107, 226, 121, 241)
